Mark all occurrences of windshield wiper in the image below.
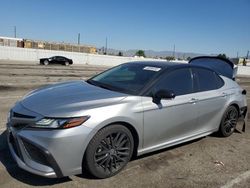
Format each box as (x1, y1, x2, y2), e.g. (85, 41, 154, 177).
(87, 80, 113, 90)
(86, 79, 96, 86)
(87, 79, 132, 94)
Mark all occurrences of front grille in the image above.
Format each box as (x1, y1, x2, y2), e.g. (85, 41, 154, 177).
(13, 112, 35, 119)
(12, 124, 27, 129)
(10, 111, 36, 130)
(9, 132, 21, 159)
(22, 139, 50, 166)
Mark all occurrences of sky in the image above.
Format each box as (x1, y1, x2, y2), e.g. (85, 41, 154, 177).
(0, 0, 249, 57)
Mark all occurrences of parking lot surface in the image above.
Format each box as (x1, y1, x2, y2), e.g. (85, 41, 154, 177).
(0, 60, 250, 188)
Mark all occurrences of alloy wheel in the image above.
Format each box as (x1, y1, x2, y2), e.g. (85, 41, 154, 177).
(223, 107, 238, 134)
(94, 131, 131, 174)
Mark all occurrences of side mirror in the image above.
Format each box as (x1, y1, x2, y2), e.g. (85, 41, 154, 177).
(152, 89, 175, 104)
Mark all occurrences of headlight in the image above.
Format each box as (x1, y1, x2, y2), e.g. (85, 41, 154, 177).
(7, 110, 12, 124)
(31, 116, 90, 129)
(7, 111, 11, 120)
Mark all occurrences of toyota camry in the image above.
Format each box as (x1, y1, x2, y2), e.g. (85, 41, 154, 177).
(7, 56, 247, 179)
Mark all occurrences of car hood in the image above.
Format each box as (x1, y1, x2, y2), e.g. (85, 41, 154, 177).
(21, 81, 128, 117)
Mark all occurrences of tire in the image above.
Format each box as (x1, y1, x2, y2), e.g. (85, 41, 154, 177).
(84, 124, 134, 178)
(44, 60, 49, 65)
(219, 105, 239, 137)
(64, 61, 69, 66)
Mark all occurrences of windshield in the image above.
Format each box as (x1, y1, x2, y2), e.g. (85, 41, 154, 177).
(88, 63, 163, 95)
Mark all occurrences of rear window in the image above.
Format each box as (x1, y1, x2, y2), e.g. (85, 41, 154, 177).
(193, 68, 224, 92)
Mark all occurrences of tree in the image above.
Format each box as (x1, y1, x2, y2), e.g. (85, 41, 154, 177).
(217, 54, 228, 59)
(165, 56, 175, 61)
(186, 56, 191, 61)
(118, 51, 123, 56)
(135, 50, 146, 57)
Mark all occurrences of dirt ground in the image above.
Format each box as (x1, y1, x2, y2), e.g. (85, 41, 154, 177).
(0, 60, 250, 188)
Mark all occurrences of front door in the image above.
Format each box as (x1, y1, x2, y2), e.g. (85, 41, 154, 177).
(142, 68, 199, 150)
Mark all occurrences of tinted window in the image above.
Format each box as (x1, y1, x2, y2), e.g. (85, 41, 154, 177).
(193, 68, 224, 92)
(57, 57, 64, 61)
(154, 68, 193, 96)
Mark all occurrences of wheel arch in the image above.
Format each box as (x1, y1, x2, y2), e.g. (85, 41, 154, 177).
(82, 121, 139, 164)
(228, 102, 240, 116)
(219, 102, 240, 137)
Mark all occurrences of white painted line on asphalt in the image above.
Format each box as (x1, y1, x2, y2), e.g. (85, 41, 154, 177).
(221, 170, 250, 188)
(0, 95, 22, 99)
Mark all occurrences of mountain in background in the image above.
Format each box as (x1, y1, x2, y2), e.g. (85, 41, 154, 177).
(102, 48, 207, 59)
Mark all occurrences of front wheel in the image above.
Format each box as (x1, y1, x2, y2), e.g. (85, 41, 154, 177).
(43, 60, 49, 65)
(219, 106, 239, 137)
(84, 125, 134, 178)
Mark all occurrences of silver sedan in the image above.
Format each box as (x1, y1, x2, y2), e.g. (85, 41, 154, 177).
(7, 56, 247, 178)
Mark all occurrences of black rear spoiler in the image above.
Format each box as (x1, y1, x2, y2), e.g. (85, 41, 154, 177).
(189, 56, 235, 79)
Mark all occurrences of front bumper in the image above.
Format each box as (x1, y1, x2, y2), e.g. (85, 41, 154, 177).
(7, 124, 94, 178)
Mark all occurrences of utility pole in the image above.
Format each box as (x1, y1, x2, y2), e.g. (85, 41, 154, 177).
(14, 26, 16, 38)
(247, 50, 249, 59)
(237, 51, 239, 58)
(172, 44, 175, 59)
(105, 37, 108, 55)
(78, 33, 80, 45)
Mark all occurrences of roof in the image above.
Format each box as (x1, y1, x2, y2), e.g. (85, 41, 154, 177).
(127, 61, 185, 69)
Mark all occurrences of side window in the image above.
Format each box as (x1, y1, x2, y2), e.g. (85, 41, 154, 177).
(193, 68, 224, 92)
(57, 57, 64, 61)
(154, 68, 193, 96)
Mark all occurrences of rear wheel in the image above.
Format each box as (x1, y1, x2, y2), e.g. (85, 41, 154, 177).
(84, 125, 134, 178)
(219, 106, 238, 137)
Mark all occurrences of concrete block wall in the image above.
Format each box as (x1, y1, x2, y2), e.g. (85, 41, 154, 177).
(0, 46, 166, 66)
(1, 46, 250, 76)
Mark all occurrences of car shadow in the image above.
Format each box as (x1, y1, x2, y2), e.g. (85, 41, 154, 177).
(0, 130, 72, 186)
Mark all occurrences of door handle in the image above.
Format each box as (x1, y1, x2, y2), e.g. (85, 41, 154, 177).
(221, 92, 228, 97)
(189, 98, 198, 103)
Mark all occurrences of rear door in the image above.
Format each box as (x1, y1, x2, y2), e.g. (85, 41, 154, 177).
(191, 67, 228, 132)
